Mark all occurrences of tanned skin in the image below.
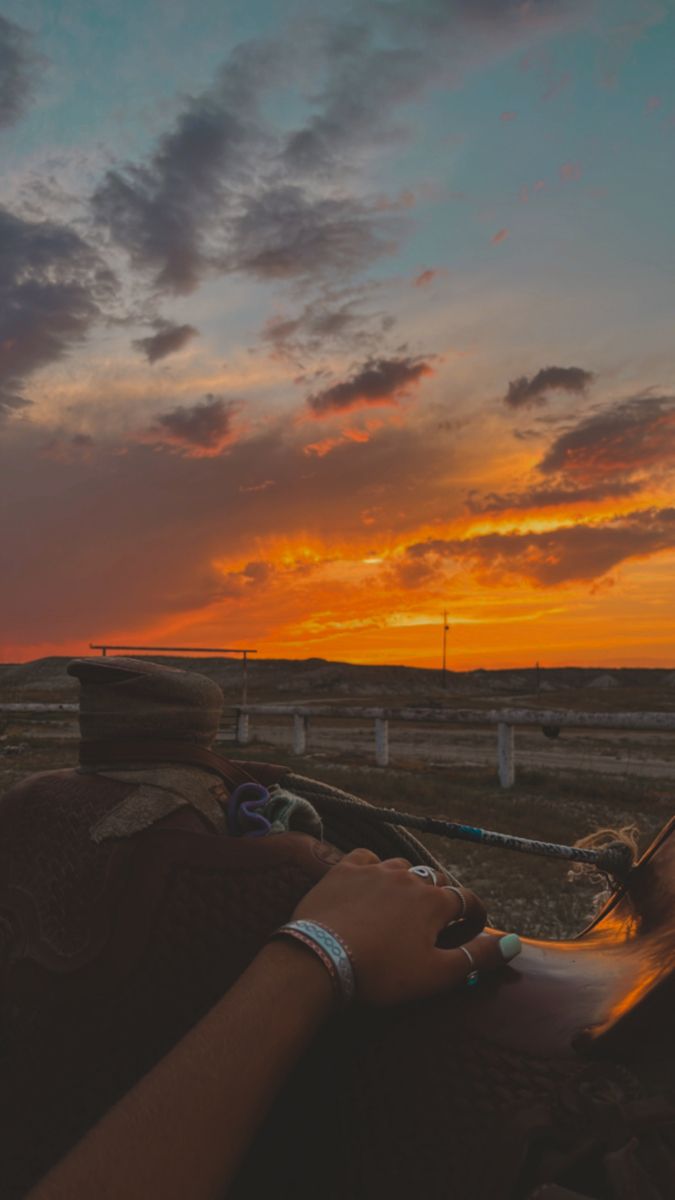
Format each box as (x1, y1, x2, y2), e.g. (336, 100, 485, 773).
(27, 849, 516, 1200)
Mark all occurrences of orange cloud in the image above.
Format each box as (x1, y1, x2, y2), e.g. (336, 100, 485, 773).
(304, 427, 372, 457)
(539, 395, 675, 484)
(491, 228, 509, 244)
(402, 509, 675, 588)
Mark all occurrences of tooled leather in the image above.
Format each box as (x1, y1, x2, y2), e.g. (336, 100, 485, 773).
(0, 770, 136, 964)
(0, 764, 337, 1198)
(77, 740, 288, 790)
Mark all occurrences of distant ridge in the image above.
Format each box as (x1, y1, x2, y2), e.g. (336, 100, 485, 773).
(1, 655, 674, 707)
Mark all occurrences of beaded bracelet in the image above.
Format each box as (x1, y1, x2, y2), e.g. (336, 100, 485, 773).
(272, 919, 356, 1006)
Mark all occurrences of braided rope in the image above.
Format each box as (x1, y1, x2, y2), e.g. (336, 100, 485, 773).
(285, 773, 635, 883)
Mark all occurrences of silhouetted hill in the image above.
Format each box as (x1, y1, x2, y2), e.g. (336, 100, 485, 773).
(1, 655, 674, 709)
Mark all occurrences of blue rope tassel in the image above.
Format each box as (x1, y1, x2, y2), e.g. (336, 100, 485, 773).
(363, 805, 635, 881)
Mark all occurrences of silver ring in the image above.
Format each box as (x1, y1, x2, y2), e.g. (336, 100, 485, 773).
(443, 885, 466, 919)
(459, 945, 475, 972)
(459, 945, 479, 987)
(408, 865, 439, 886)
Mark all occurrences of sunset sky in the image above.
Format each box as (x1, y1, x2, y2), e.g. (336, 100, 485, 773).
(1, 0, 675, 669)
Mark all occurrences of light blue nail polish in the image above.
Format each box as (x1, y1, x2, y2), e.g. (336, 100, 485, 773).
(499, 933, 522, 961)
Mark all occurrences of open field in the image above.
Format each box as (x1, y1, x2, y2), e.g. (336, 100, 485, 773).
(1, 656, 674, 941)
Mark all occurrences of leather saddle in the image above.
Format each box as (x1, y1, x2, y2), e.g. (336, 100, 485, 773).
(1, 661, 674, 1199)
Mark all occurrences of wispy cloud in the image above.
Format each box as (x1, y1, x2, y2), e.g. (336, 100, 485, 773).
(0, 15, 40, 130)
(0, 207, 114, 417)
(134, 322, 198, 363)
(560, 161, 582, 181)
(89, 0, 587, 305)
(504, 365, 594, 408)
(260, 285, 397, 367)
(304, 427, 372, 457)
(229, 185, 404, 281)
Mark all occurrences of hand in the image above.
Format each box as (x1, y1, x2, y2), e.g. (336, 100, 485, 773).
(291, 848, 520, 1007)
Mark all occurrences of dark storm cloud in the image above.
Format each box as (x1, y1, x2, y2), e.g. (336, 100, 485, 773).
(403, 508, 675, 587)
(307, 356, 433, 416)
(0, 15, 40, 129)
(145, 394, 237, 453)
(134, 322, 198, 363)
(504, 365, 595, 409)
(539, 395, 675, 481)
(0, 206, 114, 417)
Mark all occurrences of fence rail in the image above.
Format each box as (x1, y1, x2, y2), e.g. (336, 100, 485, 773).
(2, 702, 674, 788)
(234, 704, 675, 787)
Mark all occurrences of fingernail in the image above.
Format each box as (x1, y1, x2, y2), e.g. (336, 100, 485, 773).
(499, 934, 522, 961)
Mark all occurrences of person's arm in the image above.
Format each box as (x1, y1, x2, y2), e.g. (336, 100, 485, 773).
(29, 938, 333, 1200)
(27, 849, 519, 1200)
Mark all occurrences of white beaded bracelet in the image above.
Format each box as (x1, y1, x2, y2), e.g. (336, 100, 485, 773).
(272, 919, 356, 1005)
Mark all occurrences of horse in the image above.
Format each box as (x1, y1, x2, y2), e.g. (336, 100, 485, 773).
(0, 657, 673, 1199)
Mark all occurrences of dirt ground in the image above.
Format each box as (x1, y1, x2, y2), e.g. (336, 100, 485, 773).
(2, 710, 673, 941)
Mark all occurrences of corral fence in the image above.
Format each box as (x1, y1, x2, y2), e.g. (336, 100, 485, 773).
(234, 704, 675, 788)
(2, 702, 675, 788)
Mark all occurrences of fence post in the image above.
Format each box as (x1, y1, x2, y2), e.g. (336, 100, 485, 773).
(497, 722, 515, 788)
(293, 713, 307, 755)
(236, 710, 250, 745)
(375, 718, 389, 767)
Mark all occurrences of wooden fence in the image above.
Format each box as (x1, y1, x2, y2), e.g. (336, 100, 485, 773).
(2, 702, 674, 788)
(234, 704, 675, 787)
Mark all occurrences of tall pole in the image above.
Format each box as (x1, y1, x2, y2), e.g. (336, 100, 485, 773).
(442, 611, 449, 689)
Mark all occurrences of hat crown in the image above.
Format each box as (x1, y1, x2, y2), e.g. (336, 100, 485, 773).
(67, 657, 224, 746)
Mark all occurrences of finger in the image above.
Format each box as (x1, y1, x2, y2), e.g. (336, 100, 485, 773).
(434, 931, 522, 989)
(341, 848, 380, 865)
(434, 886, 487, 941)
(380, 857, 412, 872)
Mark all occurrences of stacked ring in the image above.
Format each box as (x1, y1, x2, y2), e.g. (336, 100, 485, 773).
(408, 865, 439, 885)
(459, 944, 479, 987)
(442, 885, 466, 920)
